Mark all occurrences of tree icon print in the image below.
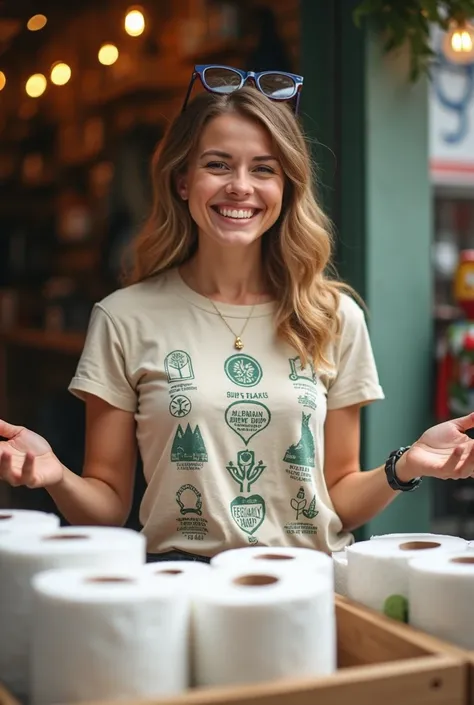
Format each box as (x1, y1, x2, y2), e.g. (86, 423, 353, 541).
(165, 350, 194, 382)
(168, 352, 187, 377)
(224, 354, 263, 388)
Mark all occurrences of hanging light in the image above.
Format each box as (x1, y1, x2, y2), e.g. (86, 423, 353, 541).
(98, 43, 119, 66)
(50, 62, 72, 86)
(0, 72, 6, 91)
(124, 7, 145, 37)
(443, 21, 474, 64)
(27, 14, 47, 31)
(25, 74, 47, 98)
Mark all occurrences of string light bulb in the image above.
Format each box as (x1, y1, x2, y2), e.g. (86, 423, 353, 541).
(50, 62, 71, 86)
(27, 14, 47, 31)
(443, 21, 474, 64)
(25, 74, 47, 98)
(98, 43, 119, 66)
(0, 72, 6, 91)
(124, 7, 145, 37)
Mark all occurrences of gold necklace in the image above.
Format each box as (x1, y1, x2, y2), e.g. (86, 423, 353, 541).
(207, 298, 255, 350)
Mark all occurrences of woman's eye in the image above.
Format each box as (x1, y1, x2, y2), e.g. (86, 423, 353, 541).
(254, 165, 275, 174)
(206, 161, 228, 170)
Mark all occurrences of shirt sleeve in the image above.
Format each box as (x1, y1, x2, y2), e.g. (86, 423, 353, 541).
(326, 295, 385, 411)
(68, 304, 137, 413)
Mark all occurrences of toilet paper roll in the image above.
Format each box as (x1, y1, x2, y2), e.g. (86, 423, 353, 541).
(408, 551, 474, 649)
(142, 561, 213, 688)
(346, 535, 467, 613)
(31, 567, 190, 705)
(211, 546, 333, 589)
(0, 509, 59, 533)
(332, 550, 348, 595)
(371, 532, 467, 545)
(0, 525, 146, 700)
(193, 562, 336, 687)
(143, 560, 211, 590)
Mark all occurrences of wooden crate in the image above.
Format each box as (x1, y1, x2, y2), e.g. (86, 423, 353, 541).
(0, 595, 469, 705)
(462, 654, 474, 704)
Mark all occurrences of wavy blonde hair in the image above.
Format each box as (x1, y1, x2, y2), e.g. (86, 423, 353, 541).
(124, 86, 356, 369)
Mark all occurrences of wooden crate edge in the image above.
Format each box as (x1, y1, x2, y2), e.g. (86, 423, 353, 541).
(335, 594, 471, 660)
(62, 656, 466, 705)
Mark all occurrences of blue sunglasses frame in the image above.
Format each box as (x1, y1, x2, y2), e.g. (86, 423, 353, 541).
(181, 64, 304, 115)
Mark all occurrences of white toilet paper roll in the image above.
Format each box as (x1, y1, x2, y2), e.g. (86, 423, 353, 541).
(0, 525, 146, 700)
(0, 509, 59, 533)
(371, 532, 467, 545)
(31, 567, 190, 705)
(408, 551, 474, 649)
(143, 560, 211, 589)
(193, 562, 336, 687)
(332, 550, 348, 595)
(211, 546, 333, 589)
(346, 535, 467, 613)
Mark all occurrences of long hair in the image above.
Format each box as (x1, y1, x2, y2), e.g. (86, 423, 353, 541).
(124, 87, 356, 369)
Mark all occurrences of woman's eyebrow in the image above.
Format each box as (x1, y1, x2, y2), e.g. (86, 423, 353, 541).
(200, 150, 278, 162)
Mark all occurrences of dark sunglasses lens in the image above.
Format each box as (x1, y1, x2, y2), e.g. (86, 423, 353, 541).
(259, 73, 296, 99)
(203, 67, 242, 94)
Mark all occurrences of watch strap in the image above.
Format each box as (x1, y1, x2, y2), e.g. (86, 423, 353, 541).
(384, 446, 422, 492)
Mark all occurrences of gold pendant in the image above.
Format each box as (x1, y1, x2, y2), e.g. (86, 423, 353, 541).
(234, 336, 244, 350)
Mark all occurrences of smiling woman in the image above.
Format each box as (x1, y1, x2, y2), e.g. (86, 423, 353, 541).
(1, 67, 474, 563)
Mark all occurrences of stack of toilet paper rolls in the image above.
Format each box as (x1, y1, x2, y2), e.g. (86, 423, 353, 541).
(0, 518, 337, 705)
(332, 532, 467, 599)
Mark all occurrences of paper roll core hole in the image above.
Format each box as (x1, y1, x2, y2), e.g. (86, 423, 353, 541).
(450, 556, 474, 565)
(398, 541, 441, 551)
(42, 534, 89, 541)
(255, 553, 295, 561)
(86, 577, 134, 584)
(0, 514, 12, 520)
(155, 569, 183, 576)
(233, 574, 279, 587)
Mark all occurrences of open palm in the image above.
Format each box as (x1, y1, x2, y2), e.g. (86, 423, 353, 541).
(405, 412, 474, 480)
(0, 420, 63, 488)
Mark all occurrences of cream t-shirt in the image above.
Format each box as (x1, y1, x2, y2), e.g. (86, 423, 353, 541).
(69, 268, 384, 556)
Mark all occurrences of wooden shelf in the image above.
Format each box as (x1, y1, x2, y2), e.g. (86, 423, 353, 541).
(0, 327, 85, 355)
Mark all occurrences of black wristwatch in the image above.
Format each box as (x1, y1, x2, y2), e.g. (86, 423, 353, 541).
(384, 446, 422, 492)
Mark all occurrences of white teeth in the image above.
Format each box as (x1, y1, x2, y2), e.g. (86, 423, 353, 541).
(217, 207, 255, 219)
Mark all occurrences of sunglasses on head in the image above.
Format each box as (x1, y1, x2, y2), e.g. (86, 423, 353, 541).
(181, 64, 304, 115)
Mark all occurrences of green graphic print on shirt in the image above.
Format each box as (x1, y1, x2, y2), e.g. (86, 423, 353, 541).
(224, 400, 271, 445)
(175, 483, 209, 541)
(230, 495, 266, 537)
(225, 354, 263, 387)
(171, 423, 208, 466)
(283, 412, 315, 467)
(226, 450, 266, 492)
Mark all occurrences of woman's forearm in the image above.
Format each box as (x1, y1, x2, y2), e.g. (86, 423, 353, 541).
(46, 465, 127, 527)
(329, 465, 400, 532)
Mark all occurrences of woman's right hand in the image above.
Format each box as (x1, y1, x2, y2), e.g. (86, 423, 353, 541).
(0, 420, 64, 488)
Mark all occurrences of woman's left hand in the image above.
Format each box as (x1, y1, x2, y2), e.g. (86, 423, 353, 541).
(397, 412, 474, 482)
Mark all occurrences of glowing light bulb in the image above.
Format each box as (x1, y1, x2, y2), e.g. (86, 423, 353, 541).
(98, 43, 119, 66)
(0, 72, 6, 91)
(124, 7, 145, 37)
(25, 74, 47, 98)
(27, 14, 47, 31)
(50, 62, 71, 86)
(443, 23, 474, 64)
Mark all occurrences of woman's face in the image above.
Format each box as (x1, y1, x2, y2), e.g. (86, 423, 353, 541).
(178, 112, 284, 250)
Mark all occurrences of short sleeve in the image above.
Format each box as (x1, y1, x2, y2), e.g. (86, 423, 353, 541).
(326, 295, 385, 411)
(68, 304, 137, 413)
